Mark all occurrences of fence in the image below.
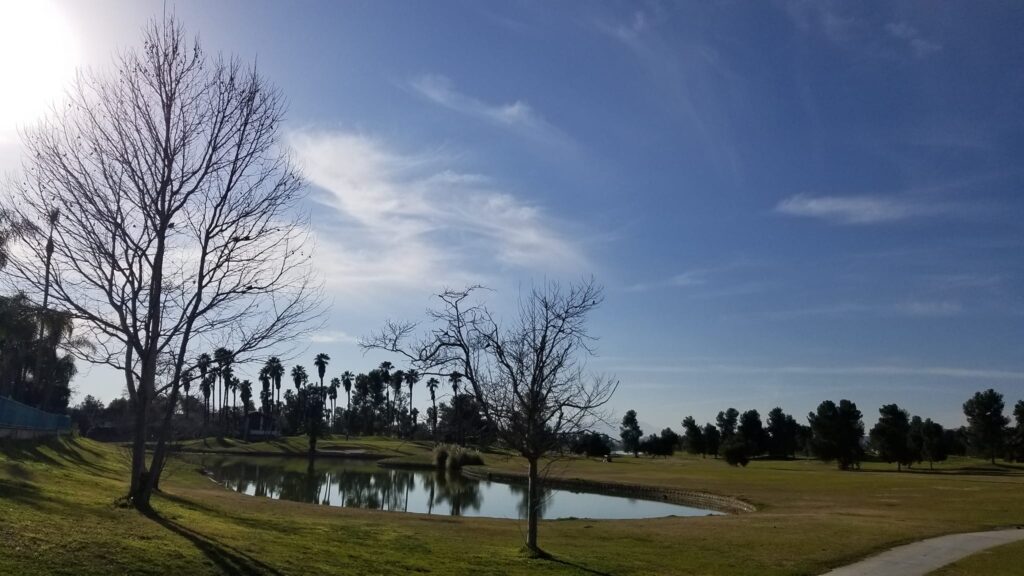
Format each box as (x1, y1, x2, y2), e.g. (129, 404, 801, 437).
(0, 395, 71, 434)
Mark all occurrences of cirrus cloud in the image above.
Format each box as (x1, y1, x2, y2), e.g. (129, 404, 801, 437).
(289, 129, 590, 300)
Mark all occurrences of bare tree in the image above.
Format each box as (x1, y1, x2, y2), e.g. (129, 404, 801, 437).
(2, 17, 321, 508)
(363, 279, 616, 553)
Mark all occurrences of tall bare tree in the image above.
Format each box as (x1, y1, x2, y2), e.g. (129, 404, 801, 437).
(2, 17, 320, 508)
(363, 279, 616, 553)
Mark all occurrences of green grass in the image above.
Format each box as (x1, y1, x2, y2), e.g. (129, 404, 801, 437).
(927, 538, 1024, 575)
(2, 437, 1023, 575)
(178, 435, 434, 458)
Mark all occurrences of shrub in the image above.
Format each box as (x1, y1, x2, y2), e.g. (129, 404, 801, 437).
(721, 435, 750, 467)
(433, 443, 484, 471)
(432, 444, 450, 469)
(571, 432, 612, 457)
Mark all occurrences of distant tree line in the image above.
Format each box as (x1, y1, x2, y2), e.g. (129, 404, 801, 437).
(617, 388, 1024, 470)
(69, 353, 499, 452)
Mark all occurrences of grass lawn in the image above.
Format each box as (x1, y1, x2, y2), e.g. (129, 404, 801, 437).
(178, 435, 435, 459)
(2, 436, 1023, 575)
(927, 538, 1024, 575)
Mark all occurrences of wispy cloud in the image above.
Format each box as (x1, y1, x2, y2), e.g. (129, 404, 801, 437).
(409, 74, 572, 149)
(766, 299, 963, 320)
(309, 330, 359, 344)
(289, 129, 589, 300)
(885, 22, 941, 58)
(611, 362, 1024, 381)
(775, 194, 950, 225)
(625, 270, 706, 293)
(600, 9, 652, 43)
(592, 6, 744, 181)
(785, 3, 941, 60)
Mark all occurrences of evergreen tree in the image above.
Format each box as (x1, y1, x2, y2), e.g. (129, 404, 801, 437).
(808, 399, 864, 470)
(620, 409, 643, 457)
(920, 418, 949, 469)
(963, 389, 1009, 463)
(716, 407, 739, 439)
(739, 409, 768, 457)
(681, 416, 706, 456)
(869, 404, 914, 471)
(702, 423, 721, 458)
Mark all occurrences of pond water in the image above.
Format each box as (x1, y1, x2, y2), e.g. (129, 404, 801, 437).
(187, 456, 722, 520)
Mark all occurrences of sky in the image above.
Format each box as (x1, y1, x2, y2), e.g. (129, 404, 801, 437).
(1, 0, 1022, 433)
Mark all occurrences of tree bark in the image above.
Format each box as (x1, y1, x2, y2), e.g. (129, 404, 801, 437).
(128, 389, 149, 504)
(526, 456, 541, 553)
(146, 380, 181, 496)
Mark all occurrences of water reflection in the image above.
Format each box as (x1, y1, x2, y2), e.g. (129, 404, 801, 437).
(190, 456, 720, 520)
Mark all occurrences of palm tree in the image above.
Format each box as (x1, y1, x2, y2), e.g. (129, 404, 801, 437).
(426, 377, 440, 442)
(213, 347, 233, 428)
(341, 370, 354, 440)
(258, 366, 271, 416)
(197, 353, 212, 423)
(390, 370, 404, 436)
(314, 353, 330, 388)
(265, 356, 284, 413)
(291, 365, 308, 390)
(182, 369, 194, 419)
(230, 375, 240, 425)
(379, 361, 392, 435)
(404, 369, 420, 435)
(0, 208, 25, 271)
(33, 208, 59, 395)
(240, 379, 253, 413)
(449, 371, 463, 445)
(313, 353, 330, 418)
(328, 377, 340, 429)
(200, 375, 212, 425)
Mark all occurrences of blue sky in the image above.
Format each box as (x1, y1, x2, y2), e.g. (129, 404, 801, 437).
(2, 1, 1022, 432)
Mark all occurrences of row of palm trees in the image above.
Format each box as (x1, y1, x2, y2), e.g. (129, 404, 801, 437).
(182, 349, 470, 441)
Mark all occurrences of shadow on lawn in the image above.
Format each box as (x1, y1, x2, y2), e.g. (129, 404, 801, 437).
(527, 549, 615, 576)
(544, 556, 615, 576)
(141, 507, 284, 576)
(859, 465, 1024, 477)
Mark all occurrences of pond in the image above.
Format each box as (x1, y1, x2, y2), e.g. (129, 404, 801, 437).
(186, 456, 723, 520)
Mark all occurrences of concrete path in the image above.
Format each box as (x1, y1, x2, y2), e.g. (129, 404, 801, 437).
(821, 528, 1024, 576)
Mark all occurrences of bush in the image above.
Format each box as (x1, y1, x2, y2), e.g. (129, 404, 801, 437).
(433, 443, 484, 471)
(721, 435, 750, 467)
(433, 444, 450, 469)
(571, 432, 612, 457)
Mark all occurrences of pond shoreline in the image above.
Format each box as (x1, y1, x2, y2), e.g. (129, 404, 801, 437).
(174, 446, 755, 515)
(172, 446, 391, 460)
(459, 466, 756, 515)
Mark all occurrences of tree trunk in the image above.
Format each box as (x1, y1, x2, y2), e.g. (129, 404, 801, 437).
(526, 456, 541, 553)
(128, 392, 149, 506)
(146, 379, 181, 495)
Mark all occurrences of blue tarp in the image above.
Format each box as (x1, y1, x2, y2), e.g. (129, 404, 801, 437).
(0, 396, 71, 431)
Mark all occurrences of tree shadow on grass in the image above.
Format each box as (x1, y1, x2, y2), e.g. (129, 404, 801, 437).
(526, 549, 615, 576)
(859, 465, 1024, 477)
(141, 507, 285, 576)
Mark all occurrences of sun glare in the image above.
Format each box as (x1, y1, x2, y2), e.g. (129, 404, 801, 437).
(0, 0, 80, 142)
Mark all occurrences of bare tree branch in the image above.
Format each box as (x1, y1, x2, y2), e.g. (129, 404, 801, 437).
(2, 16, 322, 507)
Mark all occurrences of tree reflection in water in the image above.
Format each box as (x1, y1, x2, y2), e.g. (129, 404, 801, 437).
(194, 455, 715, 520)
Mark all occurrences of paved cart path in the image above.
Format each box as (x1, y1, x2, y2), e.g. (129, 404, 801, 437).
(821, 528, 1024, 576)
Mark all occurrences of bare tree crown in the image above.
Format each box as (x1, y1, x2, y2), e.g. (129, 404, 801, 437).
(3, 17, 320, 392)
(362, 278, 617, 459)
